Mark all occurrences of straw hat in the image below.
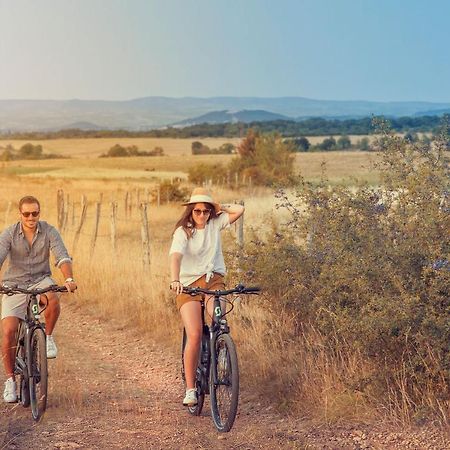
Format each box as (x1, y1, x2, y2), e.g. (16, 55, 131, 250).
(182, 187, 221, 213)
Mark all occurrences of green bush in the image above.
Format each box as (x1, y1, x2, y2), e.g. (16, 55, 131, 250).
(239, 120, 449, 422)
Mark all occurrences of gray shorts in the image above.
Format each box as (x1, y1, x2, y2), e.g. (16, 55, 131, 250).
(1, 277, 56, 320)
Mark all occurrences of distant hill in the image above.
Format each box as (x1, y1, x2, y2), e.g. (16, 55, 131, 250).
(414, 108, 450, 117)
(173, 109, 290, 126)
(1, 96, 450, 132)
(46, 121, 103, 131)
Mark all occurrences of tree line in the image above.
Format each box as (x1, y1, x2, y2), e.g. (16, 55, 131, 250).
(0, 114, 446, 140)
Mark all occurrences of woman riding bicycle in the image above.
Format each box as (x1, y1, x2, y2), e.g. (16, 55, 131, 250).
(169, 187, 244, 407)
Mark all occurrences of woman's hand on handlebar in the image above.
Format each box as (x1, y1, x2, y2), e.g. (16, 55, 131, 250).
(170, 280, 183, 295)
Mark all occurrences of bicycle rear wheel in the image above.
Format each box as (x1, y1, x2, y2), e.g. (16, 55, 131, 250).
(181, 328, 205, 415)
(210, 333, 239, 432)
(29, 328, 47, 421)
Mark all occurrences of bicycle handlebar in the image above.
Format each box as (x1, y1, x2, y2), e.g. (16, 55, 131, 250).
(182, 284, 261, 296)
(0, 284, 69, 296)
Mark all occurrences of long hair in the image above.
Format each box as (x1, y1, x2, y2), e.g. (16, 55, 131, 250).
(174, 203, 218, 238)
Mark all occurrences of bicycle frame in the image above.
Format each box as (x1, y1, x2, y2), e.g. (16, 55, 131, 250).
(15, 294, 46, 398)
(196, 294, 229, 396)
(208, 294, 230, 391)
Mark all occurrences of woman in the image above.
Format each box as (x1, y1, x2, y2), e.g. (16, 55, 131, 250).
(169, 187, 244, 407)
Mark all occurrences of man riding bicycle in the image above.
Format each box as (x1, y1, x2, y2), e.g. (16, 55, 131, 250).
(0, 196, 77, 403)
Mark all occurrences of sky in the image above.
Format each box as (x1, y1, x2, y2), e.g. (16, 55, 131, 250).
(0, 0, 449, 102)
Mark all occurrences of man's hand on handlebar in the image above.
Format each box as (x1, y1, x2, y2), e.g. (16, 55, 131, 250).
(64, 280, 77, 293)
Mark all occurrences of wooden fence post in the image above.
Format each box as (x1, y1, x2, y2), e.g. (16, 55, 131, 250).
(236, 200, 244, 247)
(4, 201, 11, 228)
(71, 201, 76, 227)
(62, 194, 70, 233)
(72, 195, 87, 252)
(140, 203, 151, 268)
(129, 191, 133, 217)
(124, 191, 129, 218)
(90, 202, 101, 257)
(57, 189, 65, 230)
(110, 201, 117, 252)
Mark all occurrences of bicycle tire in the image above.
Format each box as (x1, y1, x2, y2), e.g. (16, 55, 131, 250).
(29, 328, 47, 421)
(210, 333, 239, 432)
(15, 323, 30, 407)
(181, 328, 205, 415)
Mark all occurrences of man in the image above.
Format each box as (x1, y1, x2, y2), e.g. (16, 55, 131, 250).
(0, 196, 77, 403)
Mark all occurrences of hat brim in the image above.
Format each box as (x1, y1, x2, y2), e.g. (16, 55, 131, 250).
(182, 196, 221, 214)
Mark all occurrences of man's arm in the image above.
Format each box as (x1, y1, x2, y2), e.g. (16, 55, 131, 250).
(59, 261, 77, 293)
(0, 228, 12, 270)
(48, 226, 76, 292)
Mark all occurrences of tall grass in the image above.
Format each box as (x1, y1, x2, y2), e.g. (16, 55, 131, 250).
(0, 134, 447, 426)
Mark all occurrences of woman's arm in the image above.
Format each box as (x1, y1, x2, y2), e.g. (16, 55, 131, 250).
(169, 252, 183, 294)
(220, 203, 245, 225)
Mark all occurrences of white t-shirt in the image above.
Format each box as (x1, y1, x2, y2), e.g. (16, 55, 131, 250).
(169, 212, 230, 286)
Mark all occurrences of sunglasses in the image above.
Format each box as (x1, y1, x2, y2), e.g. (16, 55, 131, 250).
(193, 209, 211, 216)
(21, 211, 40, 217)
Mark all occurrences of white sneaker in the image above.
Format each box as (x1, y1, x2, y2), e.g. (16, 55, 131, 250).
(3, 377, 17, 403)
(46, 335, 58, 359)
(183, 388, 197, 406)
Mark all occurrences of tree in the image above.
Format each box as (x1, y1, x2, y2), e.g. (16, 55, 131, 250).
(106, 144, 128, 157)
(292, 137, 310, 152)
(336, 135, 352, 150)
(191, 141, 203, 153)
(18, 143, 43, 159)
(229, 130, 295, 186)
(318, 137, 336, 151)
(218, 143, 235, 154)
(358, 137, 371, 151)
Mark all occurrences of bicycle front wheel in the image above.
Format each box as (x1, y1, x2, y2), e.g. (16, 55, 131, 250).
(210, 333, 239, 432)
(29, 328, 48, 421)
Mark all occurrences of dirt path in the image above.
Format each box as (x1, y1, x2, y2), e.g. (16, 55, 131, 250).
(0, 302, 448, 449)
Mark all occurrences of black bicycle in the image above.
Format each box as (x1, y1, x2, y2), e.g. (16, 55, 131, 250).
(0, 284, 68, 421)
(181, 284, 260, 432)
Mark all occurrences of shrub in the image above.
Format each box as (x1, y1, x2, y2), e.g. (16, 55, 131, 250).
(229, 130, 296, 186)
(153, 180, 189, 203)
(188, 162, 226, 185)
(191, 141, 235, 155)
(101, 144, 165, 157)
(238, 119, 449, 423)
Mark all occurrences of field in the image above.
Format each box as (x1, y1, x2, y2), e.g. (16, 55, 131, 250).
(0, 136, 447, 447)
(0, 137, 381, 185)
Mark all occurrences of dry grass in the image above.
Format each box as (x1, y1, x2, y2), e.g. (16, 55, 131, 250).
(0, 174, 380, 424)
(0, 146, 382, 185)
(0, 147, 409, 424)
